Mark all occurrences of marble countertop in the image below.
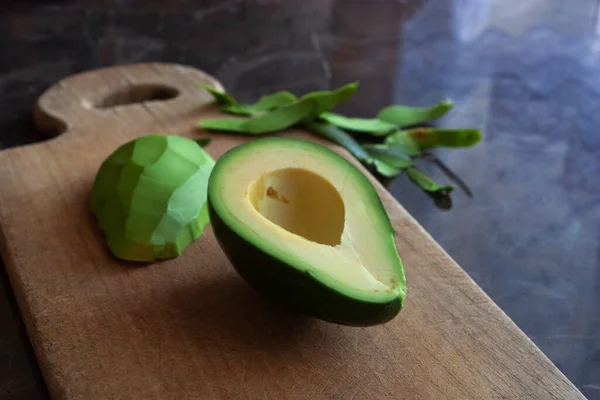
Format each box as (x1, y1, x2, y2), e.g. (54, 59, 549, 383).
(0, 0, 598, 398)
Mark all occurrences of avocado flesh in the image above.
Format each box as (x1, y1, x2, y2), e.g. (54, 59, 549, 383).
(91, 135, 214, 262)
(209, 137, 406, 324)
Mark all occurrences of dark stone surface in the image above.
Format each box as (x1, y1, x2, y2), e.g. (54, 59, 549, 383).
(0, 0, 598, 398)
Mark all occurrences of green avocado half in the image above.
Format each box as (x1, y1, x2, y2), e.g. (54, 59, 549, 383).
(90, 134, 215, 262)
(208, 137, 406, 326)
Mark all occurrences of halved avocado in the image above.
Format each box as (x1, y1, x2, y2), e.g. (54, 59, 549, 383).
(208, 137, 406, 326)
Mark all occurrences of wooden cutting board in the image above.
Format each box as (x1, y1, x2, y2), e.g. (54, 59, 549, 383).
(0, 63, 584, 400)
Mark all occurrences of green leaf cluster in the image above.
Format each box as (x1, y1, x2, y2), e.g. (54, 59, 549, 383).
(197, 83, 481, 203)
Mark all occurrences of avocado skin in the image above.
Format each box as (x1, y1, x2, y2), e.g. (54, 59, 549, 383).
(208, 202, 402, 327)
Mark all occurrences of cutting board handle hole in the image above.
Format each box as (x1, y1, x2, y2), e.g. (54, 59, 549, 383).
(33, 103, 69, 138)
(91, 84, 180, 109)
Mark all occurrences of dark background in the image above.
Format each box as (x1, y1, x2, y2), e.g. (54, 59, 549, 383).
(0, 0, 598, 398)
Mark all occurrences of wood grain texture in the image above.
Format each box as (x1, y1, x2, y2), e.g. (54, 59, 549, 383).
(0, 63, 585, 399)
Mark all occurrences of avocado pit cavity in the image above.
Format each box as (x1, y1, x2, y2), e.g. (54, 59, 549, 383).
(248, 168, 345, 246)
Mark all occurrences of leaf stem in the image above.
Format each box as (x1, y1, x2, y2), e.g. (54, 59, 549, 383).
(421, 151, 473, 197)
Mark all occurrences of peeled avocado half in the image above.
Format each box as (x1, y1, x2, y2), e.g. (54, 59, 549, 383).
(90, 135, 214, 262)
(208, 137, 406, 326)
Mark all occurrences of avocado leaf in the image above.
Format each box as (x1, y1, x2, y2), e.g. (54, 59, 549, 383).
(385, 127, 481, 156)
(241, 98, 316, 133)
(377, 100, 453, 127)
(406, 168, 454, 193)
(385, 130, 422, 156)
(199, 83, 237, 107)
(362, 144, 413, 178)
(320, 112, 397, 136)
(199, 99, 316, 134)
(405, 127, 481, 149)
(299, 82, 359, 118)
(372, 160, 402, 178)
(222, 91, 298, 116)
(305, 122, 374, 166)
(198, 117, 248, 132)
(253, 91, 297, 112)
(222, 104, 255, 116)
